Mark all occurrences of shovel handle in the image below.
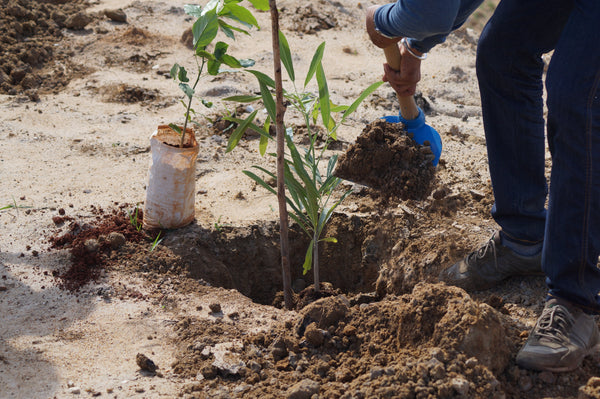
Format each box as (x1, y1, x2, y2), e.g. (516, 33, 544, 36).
(383, 44, 420, 120)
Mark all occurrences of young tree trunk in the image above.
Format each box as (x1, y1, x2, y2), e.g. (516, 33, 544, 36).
(269, 0, 293, 310)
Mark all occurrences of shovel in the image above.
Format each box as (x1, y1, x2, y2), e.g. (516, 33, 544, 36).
(381, 44, 442, 166)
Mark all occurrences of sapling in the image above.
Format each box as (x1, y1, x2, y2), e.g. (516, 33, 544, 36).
(169, 0, 268, 147)
(225, 32, 382, 293)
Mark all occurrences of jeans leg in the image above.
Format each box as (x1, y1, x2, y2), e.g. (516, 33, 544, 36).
(544, 0, 600, 312)
(476, 0, 574, 245)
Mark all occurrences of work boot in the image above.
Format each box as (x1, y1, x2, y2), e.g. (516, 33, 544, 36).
(439, 231, 543, 291)
(516, 298, 600, 372)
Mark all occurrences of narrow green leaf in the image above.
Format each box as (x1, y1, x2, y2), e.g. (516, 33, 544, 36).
(304, 42, 325, 88)
(248, 70, 275, 88)
(226, 109, 258, 152)
(316, 62, 331, 130)
(320, 237, 338, 243)
(217, 20, 235, 39)
(243, 170, 277, 195)
(278, 30, 295, 82)
(302, 240, 314, 274)
(259, 81, 276, 123)
(339, 81, 385, 124)
(178, 66, 189, 83)
(223, 94, 261, 102)
(168, 123, 182, 135)
(259, 131, 269, 156)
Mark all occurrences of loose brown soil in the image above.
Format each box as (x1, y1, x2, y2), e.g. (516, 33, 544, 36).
(334, 119, 437, 201)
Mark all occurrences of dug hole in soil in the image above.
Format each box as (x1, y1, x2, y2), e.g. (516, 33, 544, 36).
(3, 0, 600, 398)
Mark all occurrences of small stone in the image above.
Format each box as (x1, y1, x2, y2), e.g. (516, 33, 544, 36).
(65, 12, 92, 30)
(304, 322, 324, 347)
(209, 303, 222, 313)
(0, 286, 7, 292)
(451, 377, 470, 396)
(370, 368, 384, 379)
(104, 8, 127, 23)
(67, 381, 75, 388)
(136, 353, 157, 373)
(287, 379, 320, 399)
(107, 232, 126, 249)
(68, 387, 81, 394)
(84, 239, 100, 253)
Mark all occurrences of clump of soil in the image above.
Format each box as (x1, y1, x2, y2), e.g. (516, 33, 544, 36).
(0, 0, 89, 98)
(335, 119, 436, 200)
(280, 4, 337, 34)
(48, 207, 154, 291)
(172, 283, 513, 398)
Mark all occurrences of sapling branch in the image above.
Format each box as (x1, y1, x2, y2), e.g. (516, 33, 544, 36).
(179, 58, 205, 148)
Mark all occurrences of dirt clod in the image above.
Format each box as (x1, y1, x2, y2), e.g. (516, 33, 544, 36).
(136, 353, 157, 373)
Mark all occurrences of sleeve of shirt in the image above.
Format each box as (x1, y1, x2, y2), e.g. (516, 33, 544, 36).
(373, 0, 461, 53)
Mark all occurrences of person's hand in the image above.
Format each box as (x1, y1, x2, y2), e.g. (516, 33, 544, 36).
(365, 5, 399, 49)
(382, 43, 422, 97)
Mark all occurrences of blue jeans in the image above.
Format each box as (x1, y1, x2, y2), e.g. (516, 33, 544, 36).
(477, 0, 600, 312)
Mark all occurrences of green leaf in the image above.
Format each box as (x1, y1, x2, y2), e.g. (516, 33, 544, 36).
(221, 54, 242, 68)
(178, 66, 189, 82)
(170, 64, 180, 80)
(247, 0, 269, 11)
(223, 3, 259, 29)
(259, 131, 269, 156)
(196, 49, 216, 60)
(316, 62, 331, 130)
(278, 30, 295, 82)
(320, 237, 338, 243)
(223, 95, 261, 102)
(217, 20, 235, 39)
(184, 4, 203, 18)
(203, 0, 221, 15)
(248, 70, 276, 88)
(201, 99, 213, 108)
(243, 170, 277, 196)
(339, 80, 384, 124)
(179, 83, 194, 99)
(302, 240, 314, 274)
(168, 123, 182, 135)
(193, 9, 219, 49)
(207, 59, 221, 75)
(213, 41, 229, 60)
(304, 42, 325, 88)
(259, 80, 276, 123)
(226, 109, 258, 152)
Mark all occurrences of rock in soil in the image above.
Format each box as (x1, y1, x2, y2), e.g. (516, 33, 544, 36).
(136, 353, 157, 373)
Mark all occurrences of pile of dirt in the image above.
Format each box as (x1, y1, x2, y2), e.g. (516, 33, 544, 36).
(335, 119, 437, 200)
(48, 206, 156, 291)
(172, 283, 513, 398)
(0, 0, 90, 99)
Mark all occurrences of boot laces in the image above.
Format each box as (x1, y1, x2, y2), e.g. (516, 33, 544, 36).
(534, 305, 574, 344)
(467, 234, 497, 267)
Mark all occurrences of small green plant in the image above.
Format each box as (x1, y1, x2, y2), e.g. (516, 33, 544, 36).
(226, 32, 382, 292)
(128, 205, 143, 232)
(150, 231, 163, 252)
(169, 0, 268, 147)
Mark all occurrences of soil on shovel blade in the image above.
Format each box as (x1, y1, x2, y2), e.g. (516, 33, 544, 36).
(334, 119, 436, 201)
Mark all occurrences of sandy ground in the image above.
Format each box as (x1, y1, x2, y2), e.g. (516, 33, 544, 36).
(3, 0, 600, 398)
